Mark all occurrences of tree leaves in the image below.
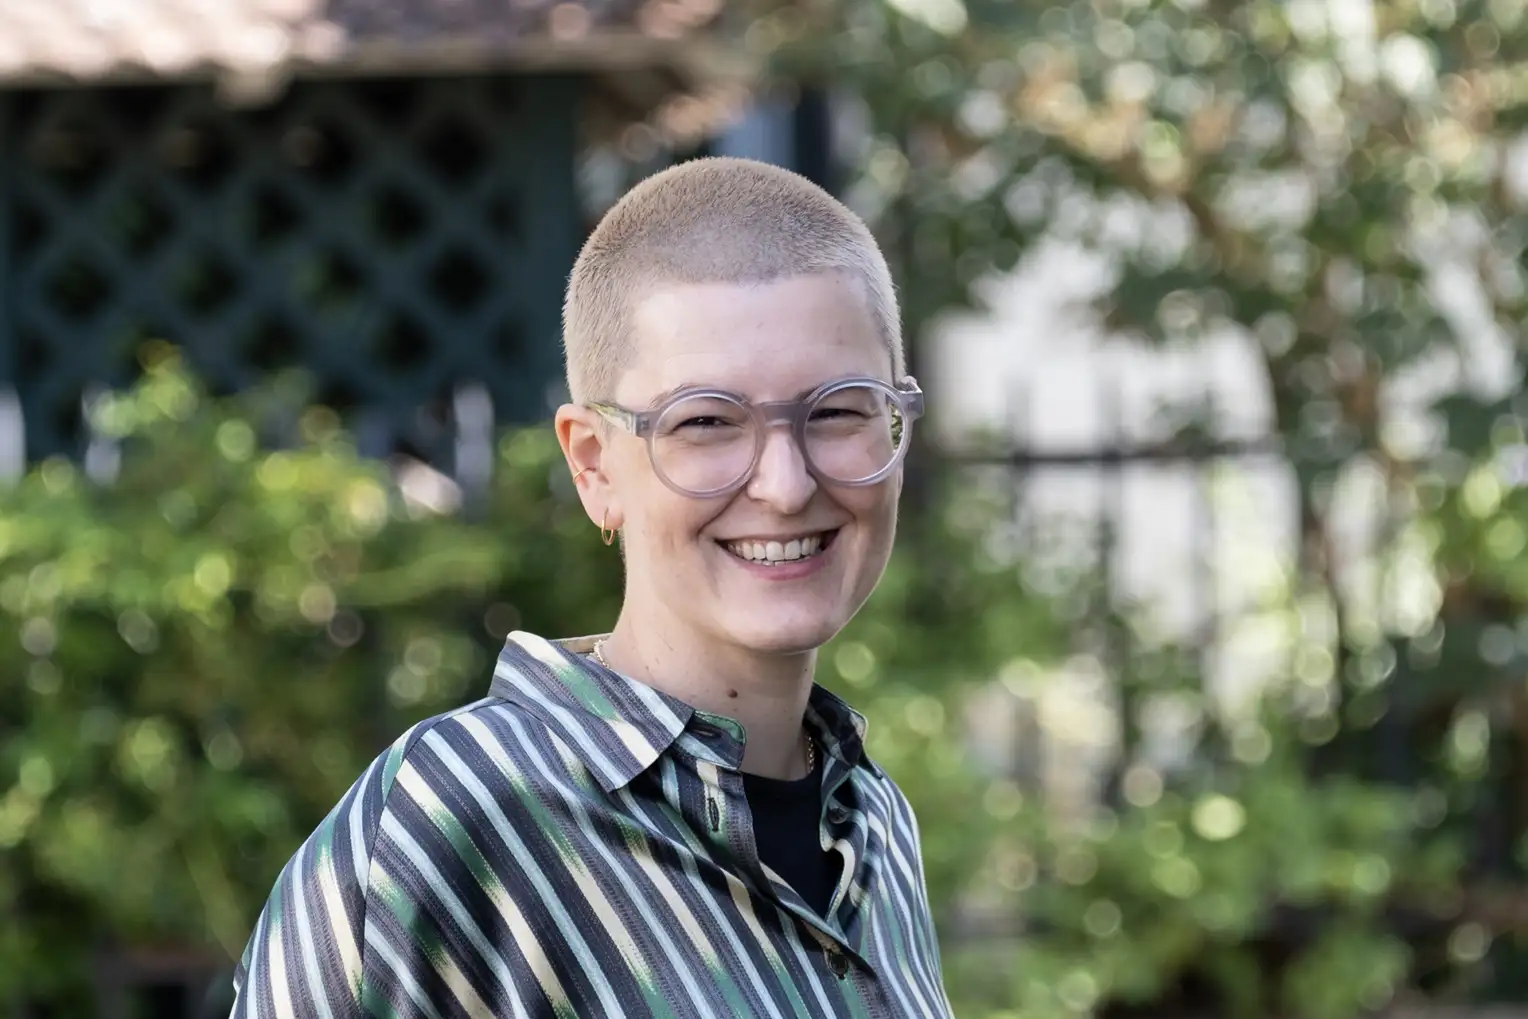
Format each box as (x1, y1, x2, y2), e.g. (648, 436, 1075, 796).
(746, 0, 1528, 1011)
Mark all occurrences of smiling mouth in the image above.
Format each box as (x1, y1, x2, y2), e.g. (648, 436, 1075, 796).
(721, 530, 840, 566)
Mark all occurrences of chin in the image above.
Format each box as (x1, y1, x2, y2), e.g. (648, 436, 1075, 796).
(722, 617, 846, 656)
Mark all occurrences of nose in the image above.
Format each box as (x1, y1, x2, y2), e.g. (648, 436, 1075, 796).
(745, 426, 817, 514)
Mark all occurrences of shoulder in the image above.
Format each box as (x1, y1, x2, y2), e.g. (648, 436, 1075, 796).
(313, 697, 547, 859)
(865, 761, 919, 824)
(231, 695, 578, 1008)
(365, 695, 595, 832)
(359, 698, 501, 805)
(229, 702, 505, 1008)
(394, 694, 588, 781)
(852, 756, 933, 864)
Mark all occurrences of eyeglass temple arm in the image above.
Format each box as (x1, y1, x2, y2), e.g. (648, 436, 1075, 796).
(900, 379, 926, 421)
(589, 403, 642, 433)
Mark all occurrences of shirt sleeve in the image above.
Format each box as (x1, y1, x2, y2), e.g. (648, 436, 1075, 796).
(228, 746, 397, 1019)
(888, 776, 951, 994)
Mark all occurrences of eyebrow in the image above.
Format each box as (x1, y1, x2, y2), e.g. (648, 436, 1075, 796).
(641, 380, 840, 410)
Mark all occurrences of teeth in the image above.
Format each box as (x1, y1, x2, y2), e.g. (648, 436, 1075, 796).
(726, 533, 827, 564)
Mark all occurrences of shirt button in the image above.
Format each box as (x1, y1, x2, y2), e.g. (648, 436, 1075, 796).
(826, 947, 850, 980)
(827, 803, 850, 824)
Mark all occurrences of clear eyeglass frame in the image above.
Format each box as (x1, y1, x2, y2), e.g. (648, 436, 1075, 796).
(587, 375, 925, 499)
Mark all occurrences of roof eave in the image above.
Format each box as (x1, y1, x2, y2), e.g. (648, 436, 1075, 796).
(0, 30, 760, 101)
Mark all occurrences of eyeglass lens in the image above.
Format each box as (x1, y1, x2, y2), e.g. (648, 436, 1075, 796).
(649, 383, 906, 495)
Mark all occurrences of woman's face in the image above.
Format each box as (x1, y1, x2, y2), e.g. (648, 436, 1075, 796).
(579, 272, 902, 656)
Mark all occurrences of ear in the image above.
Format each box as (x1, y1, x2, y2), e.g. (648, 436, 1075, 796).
(554, 404, 624, 532)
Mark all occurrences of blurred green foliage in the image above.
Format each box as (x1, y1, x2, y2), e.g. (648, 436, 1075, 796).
(0, 349, 1493, 1019)
(0, 348, 613, 1008)
(733, 0, 1528, 1013)
(0, 349, 1064, 1011)
(14, 0, 1528, 1010)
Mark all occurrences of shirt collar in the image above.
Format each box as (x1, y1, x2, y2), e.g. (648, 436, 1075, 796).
(487, 631, 878, 792)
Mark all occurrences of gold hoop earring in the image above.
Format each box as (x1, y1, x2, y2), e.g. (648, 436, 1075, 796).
(600, 511, 616, 546)
(572, 466, 593, 485)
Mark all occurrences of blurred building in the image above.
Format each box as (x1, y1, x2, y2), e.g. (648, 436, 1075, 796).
(0, 0, 774, 478)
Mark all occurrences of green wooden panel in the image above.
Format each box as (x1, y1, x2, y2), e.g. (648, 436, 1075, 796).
(1, 74, 581, 464)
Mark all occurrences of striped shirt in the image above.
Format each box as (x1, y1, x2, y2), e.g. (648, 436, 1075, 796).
(229, 631, 953, 1019)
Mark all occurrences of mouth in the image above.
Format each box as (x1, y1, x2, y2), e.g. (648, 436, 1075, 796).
(719, 529, 840, 567)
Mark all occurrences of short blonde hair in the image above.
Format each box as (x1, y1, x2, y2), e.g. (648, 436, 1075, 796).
(562, 156, 903, 403)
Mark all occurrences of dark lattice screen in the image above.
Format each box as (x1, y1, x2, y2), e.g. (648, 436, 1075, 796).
(0, 73, 579, 464)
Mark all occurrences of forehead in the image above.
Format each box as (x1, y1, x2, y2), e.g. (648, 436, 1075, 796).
(618, 274, 889, 404)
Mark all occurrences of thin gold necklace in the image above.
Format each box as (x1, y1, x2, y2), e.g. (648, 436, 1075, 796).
(592, 639, 817, 775)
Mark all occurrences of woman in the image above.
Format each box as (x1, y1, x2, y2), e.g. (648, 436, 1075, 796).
(229, 156, 952, 1019)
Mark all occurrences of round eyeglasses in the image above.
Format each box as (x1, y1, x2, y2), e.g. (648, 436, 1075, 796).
(587, 376, 925, 499)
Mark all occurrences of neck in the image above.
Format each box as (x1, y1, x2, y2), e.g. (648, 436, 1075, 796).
(602, 603, 816, 781)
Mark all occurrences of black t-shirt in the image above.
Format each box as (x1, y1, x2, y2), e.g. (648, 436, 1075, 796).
(743, 756, 841, 917)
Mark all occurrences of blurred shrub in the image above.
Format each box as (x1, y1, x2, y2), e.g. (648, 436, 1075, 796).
(0, 349, 1063, 1009)
(942, 711, 1466, 1019)
(0, 349, 618, 1006)
(0, 350, 1481, 1019)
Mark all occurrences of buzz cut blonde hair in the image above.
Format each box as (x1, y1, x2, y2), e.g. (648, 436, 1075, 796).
(562, 156, 903, 404)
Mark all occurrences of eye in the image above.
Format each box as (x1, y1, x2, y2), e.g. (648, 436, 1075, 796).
(809, 406, 866, 421)
(658, 395, 748, 434)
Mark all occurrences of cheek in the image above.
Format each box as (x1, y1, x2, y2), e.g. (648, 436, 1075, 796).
(848, 485, 899, 541)
(630, 488, 717, 563)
